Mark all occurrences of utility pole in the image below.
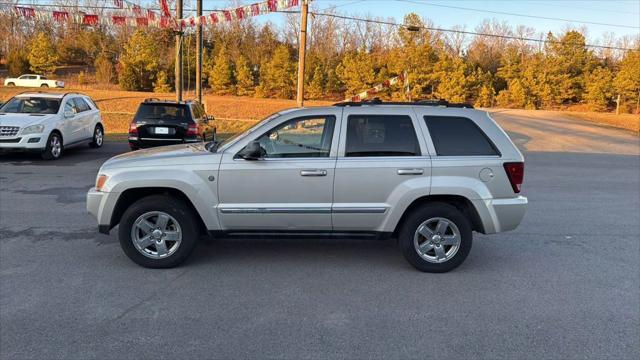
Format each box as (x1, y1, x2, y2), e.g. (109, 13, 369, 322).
(195, 0, 203, 104)
(175, 0, 183, 102)
(296, 0, 309, 107)
(615, 94, 621, 115)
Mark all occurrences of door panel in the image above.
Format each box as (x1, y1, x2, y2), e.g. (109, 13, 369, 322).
(333, 109, 431, 231)
(216, 111, 342, 231)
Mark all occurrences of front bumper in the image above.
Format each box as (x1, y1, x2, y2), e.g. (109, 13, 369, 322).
(472, 196, 528, 234)
(87, 187, 119, 234)
(0, 134, 47, 151)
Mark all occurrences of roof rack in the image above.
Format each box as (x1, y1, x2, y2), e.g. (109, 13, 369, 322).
(143, 98, 200, 104)
(334, 98, 474, 108)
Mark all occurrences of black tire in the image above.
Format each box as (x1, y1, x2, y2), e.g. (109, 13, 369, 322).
(89, 124, 104, 148)
(40, 84, 49, 88)
(398, 202, 472, 273)
(41, 132, 63, 160)
(7, 82, 15, 87)
(118, 195, 200, 268)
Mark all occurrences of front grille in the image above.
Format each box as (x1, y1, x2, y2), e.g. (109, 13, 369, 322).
(0, 126, 20, 137)
(0, 137, 21, 143)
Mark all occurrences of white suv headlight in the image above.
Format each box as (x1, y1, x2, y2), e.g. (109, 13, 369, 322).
(21, 124, 45, 135)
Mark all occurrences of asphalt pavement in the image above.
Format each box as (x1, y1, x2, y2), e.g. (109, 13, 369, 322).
(1, 112, 639, 359)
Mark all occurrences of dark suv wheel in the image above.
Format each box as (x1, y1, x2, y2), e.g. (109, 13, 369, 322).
(399, 202, 472, 273)
(118, 195, 200, 268)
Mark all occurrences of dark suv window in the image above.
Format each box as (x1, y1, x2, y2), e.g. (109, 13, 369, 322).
(424, 116, 499, 156)
(345, 115, 420, 157)
(134, 103, 191, 123)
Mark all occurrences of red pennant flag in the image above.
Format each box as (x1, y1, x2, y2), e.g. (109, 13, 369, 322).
(180, 19, 186, 28)
(136, 17, 148, 26)
(160, 0, 170, 17)
(210, 13, 219, 24)
(52, 11, 68, 22)
(235, 8, 245, 20)
(189, 17, 196, 26)
(251, 3, 260, 16)
(223, 10, 232, 22)
(133, 5, 142, 16)
(82, 14, 99, 25)
(199, 16, 207, 25)
(15, 6, 36, 18)
(160, 16, 171, 28)
(289, 0, 299, 6)
(147, 10, 155, 21)
(114, 0, 124, 9)
(267, 0, 278, 12)
(112, 16, 126, 25)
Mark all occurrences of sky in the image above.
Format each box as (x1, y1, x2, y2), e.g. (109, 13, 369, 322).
(192, 0, 640, 41)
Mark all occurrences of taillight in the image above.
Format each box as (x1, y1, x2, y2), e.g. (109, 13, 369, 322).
(503, 162, 524, 193)
(186, 123, 198, 136)
(129, 121, 138, 135)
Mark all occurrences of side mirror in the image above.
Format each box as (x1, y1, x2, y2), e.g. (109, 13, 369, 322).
(64, 110, 74, 118)
(237, 141, 266, 160)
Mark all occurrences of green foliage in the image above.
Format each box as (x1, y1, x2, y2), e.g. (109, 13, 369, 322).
(7, 49, 30, 77)
(307, 66, 326, 99)
(153, 71, 173, 93)
(585, 67, 614, 111)
(208, 47, 234, 95)
(434, 55, 469, 103)
(235, 55, 254, 96)
(28, 32, 59, 74)
(336, 49, 375, 96)
(118, 30, 159, 91)
(258, 45, 296, 99)
(614, 50, 640, 113)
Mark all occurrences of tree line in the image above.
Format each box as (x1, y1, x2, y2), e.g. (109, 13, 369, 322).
(1, 8, 639, 113)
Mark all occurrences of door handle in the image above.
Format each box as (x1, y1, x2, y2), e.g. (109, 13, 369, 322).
(300, 169, 327, 177)
(397, 168, 424, 175)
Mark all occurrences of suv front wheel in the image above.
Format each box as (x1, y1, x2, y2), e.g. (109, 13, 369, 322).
(119, 195, 199, 268)
(399, 202, 472, 273)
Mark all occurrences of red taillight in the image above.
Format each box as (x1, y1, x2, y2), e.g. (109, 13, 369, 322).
(503, 162, 524, 193)
(128, 121, 138, 135)
(186, 123, 198, 136)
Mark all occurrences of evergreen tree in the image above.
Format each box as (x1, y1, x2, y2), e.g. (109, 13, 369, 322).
(209, 47, 235, 95)
(307, 66, 326, 99)
(585, 67, 614, 111)
(95, 52, 115, 85)
(235, 55, 254, 96)
(28, 32, 59, 74)
(614, 50, 640, 113)
(336, 49, 375, 96)
(153, 71, 173, 93)
(258, 45, 296, 99)
(118, 30, 160, 91)
(434, 55, 469, 102)
(7, 49, 30, 77)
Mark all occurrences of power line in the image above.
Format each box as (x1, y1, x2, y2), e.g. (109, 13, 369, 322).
(310, 12, 637, 51)
(396, 0, 640, 29)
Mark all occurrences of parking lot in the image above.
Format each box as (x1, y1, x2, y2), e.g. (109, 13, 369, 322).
(1, 111, 639, 359)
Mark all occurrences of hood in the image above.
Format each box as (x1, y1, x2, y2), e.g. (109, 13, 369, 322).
(0, 113, 55, 128)
(102, 143, 218, 169)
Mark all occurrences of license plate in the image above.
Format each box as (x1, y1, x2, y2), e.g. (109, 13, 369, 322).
(155, 127, 169, 134)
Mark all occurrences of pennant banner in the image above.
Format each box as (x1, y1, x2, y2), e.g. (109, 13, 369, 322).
(182, 0, 300, 28)
(345, 72, 408, 102)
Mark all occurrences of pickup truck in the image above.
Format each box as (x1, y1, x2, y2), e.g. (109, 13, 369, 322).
(4, 74, 65, 88)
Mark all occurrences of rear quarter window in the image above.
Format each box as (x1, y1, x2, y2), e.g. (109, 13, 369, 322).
(424, 116, 499, 156)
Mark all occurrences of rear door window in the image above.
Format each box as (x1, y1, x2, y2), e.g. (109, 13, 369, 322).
(345, 115, 421, 157)
(424, 116, 499, 156)
(135, 104, 190, 123)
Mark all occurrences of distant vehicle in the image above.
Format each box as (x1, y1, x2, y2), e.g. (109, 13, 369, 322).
(0, 92, 103, 159)
(4, 74, 65, 88)
(128, 99, 216, 150)
(88, 99, 527, 272)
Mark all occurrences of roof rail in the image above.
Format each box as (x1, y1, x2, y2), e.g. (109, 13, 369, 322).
(334, 98, 474, 108)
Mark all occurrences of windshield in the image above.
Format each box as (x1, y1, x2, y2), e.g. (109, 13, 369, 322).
(0, 97, 61, 114)
(134, 103, 190, 123)
(216, 112, 282, 151)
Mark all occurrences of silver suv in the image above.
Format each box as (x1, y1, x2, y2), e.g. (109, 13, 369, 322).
(87, 100, 527, 272)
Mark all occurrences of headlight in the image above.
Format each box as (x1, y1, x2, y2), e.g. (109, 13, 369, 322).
(21, 124, 45, 135)
(95, 174, 108, 191)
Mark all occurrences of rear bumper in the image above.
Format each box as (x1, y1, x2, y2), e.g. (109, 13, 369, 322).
(473, 196, 527, 234)
(87, 187, 119, 234)
(128, 136, 201, 148)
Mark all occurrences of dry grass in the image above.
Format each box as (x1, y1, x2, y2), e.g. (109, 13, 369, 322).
(2, 86, 636, 135)
(0, 87, 332, 134)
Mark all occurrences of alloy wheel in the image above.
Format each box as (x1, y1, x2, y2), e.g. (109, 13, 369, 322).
(131, 211, 183, 259)
(413, 217, 461, 263)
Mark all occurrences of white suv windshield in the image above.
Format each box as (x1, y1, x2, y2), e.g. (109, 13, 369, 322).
(0, 97, 61, 114)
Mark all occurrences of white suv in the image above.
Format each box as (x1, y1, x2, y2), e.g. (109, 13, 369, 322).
(88, 100, 527, 272)
(0, 92, 104, 159)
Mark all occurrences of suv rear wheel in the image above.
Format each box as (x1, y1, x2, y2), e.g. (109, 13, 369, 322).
(118, 195, 199, 268)
(399, 202, 472, 273)
(89, 124, 103, 148)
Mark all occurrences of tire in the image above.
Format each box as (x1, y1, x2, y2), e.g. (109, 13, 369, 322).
(89, 124, 104, 148)
(7, 82, 15, 87)
(118, 195, 200, 268)
(398, 202, 472, 273)
(40, 84, 49, 88)
(41, 132, 63, 160)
